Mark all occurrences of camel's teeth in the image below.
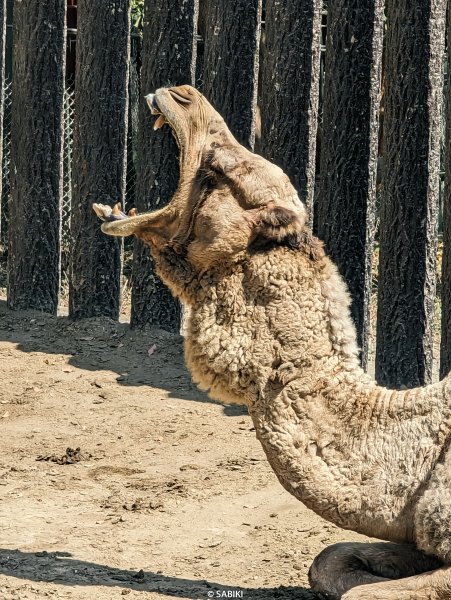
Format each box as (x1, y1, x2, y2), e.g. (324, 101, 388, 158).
(154, 115, 166, 130)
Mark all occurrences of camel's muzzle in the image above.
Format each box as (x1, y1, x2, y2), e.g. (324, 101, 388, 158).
(146, 88, 193, 132)
(145, 93, 159, 112)
(145, 93, 168, 130)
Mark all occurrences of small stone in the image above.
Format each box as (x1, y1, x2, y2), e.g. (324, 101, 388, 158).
(133, 569, 145, 581)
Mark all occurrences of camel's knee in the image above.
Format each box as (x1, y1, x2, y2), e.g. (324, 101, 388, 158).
(308, 547, 336, 599)
(308, 545, 341, 600)
(308, 542, 441, 599)
(341, 566, 451, 600)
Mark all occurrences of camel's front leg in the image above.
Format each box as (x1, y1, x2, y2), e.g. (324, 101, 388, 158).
(309, 542, 442, 600)
(342, 566, 451, 600)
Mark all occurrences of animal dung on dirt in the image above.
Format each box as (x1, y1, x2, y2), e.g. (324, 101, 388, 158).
(94, 85, 451, 600)
(36, 447, 91, 465)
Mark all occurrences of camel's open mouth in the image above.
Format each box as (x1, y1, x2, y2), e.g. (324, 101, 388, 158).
(147, 94, 166, 130)
(94, 86, 212, 236)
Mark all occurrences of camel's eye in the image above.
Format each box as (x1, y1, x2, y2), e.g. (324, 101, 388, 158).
(169, 89, 192, 107)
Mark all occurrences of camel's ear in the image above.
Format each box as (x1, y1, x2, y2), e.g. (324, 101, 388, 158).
(250, 205, 324, 260)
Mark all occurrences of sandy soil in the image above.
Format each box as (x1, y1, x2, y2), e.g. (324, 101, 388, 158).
(0, 299, 368, 600)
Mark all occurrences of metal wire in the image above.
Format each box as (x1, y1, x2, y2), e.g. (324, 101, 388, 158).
(0, 75, 11, 245)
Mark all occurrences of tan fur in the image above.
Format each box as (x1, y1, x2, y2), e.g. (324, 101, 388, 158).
(99, 86, 451, 599)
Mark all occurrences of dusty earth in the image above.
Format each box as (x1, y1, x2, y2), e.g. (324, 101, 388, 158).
(0, 298, 370, 600)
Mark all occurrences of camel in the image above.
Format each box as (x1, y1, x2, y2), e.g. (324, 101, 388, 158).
(93, 85, 451, 600)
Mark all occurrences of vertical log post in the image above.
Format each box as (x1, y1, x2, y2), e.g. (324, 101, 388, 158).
(69, 0, 131, 319)
(260, 0, 322, 213)
(8, 1, 66, 314)
(315, 0, 384, 368)
(441, 6, 451, 378)
(130, 0, 198, 330)
(376, 0, 446, 387)
(0, 0, 6, 240)
(202, 0, 262, 149)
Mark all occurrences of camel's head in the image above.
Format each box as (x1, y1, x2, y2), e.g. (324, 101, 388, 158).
(97, 86, 313, 272)
(145, 85, 231, 162)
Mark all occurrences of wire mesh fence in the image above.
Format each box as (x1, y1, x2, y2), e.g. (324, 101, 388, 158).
(0, 75, 11, 245)
(1, 76, 76, 250)
(0, 64, 140, 275)
(62, 77, 75, 251)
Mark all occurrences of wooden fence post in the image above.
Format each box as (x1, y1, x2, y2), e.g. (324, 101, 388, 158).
(69, 0, 131, 320)
(441, 6, 451, 378)
(202, 0, 262, 150)
(260, 0, 322, 213)
(130, 0, 198, 330)
(8, 1, 66, 314)
(315, 0, 384, 368)
(0, 0, 6, 241)
(376, 0, 446, 387)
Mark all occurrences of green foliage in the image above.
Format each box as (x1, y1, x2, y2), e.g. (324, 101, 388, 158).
(131, 0, 144, 33)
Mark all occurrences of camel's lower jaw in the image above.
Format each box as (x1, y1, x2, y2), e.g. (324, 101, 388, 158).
(100, 219, 136, 237)
(98, 210, 162, 238)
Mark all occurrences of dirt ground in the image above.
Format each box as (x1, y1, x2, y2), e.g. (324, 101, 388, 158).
(0, 298, 369, 600)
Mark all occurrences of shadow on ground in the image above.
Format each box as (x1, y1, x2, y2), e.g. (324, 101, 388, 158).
(0, 549, 317, 599)
(0, 301, 247, 416)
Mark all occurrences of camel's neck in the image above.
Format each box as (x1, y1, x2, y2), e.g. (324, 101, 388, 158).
(156, 235, 451, 544)
(236, 250, 451, 541)
(249, 369, 451, 541)
(176, 152, 201, 197)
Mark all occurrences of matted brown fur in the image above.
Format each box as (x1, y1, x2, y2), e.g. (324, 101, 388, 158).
(99, 85, 451, 600)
